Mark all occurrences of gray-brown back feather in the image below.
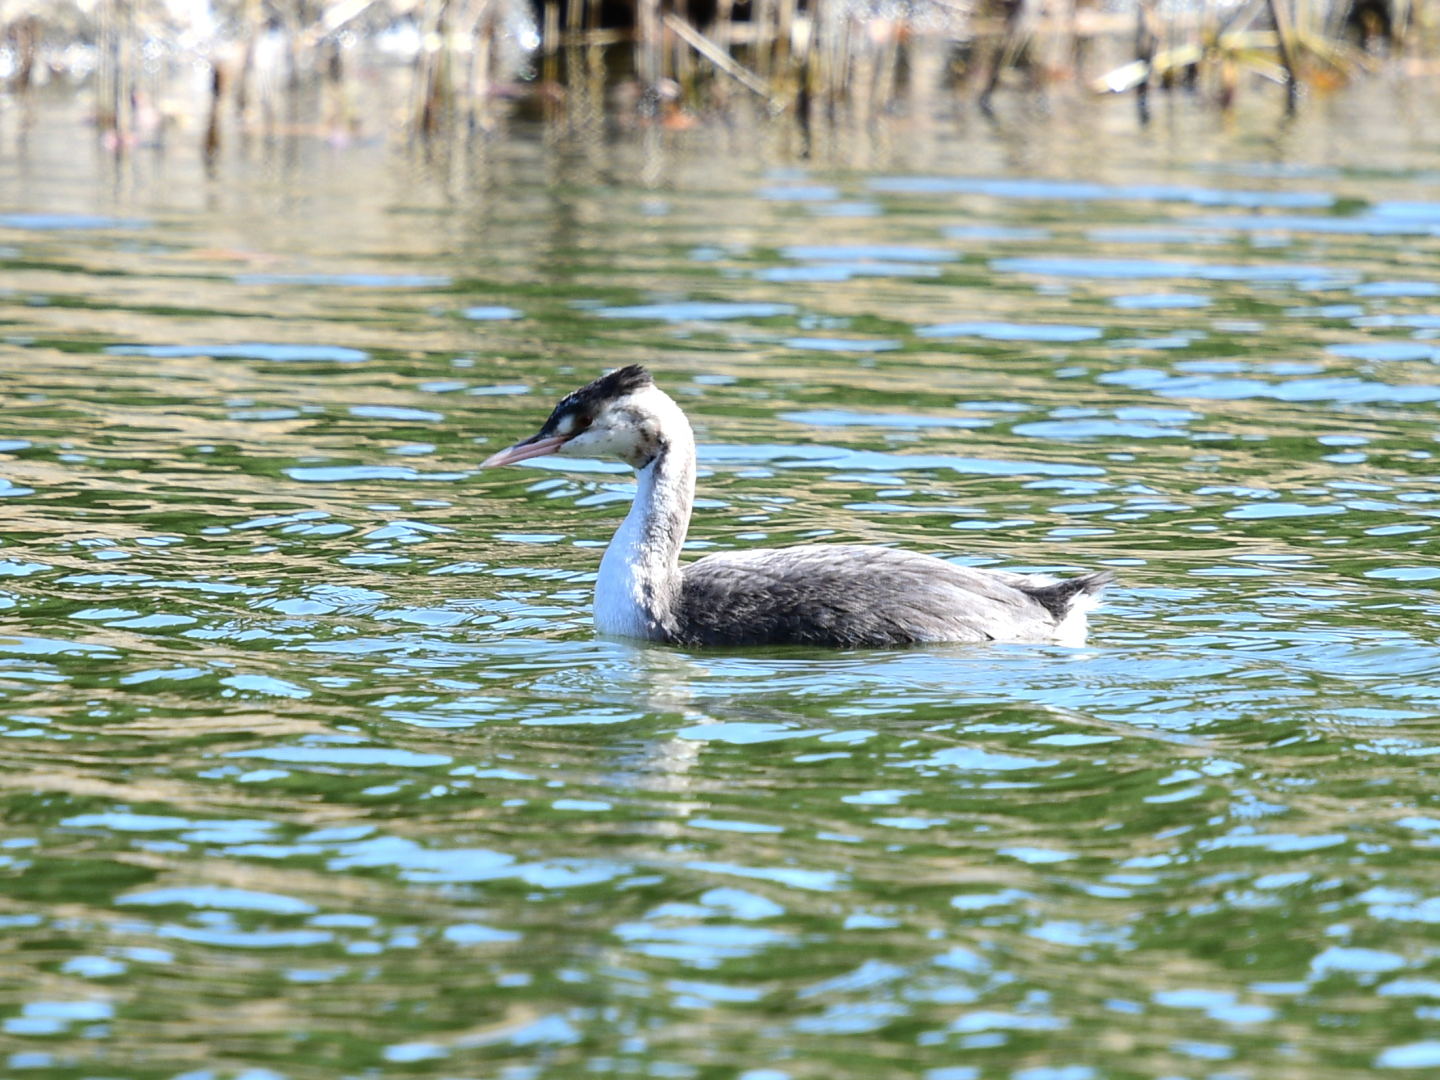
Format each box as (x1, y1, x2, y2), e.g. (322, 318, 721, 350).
(676, 545, 1108, 647)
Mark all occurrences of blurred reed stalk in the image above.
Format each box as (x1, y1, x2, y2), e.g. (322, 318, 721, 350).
(2, 0, 1434, 155)
(5, 13, 38, 131)
(404, 0, 541, 136)
(163, 0, 1440, 147)
(95, 0, 134, 143)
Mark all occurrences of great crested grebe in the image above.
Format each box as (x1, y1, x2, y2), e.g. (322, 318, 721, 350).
(481, 365, 1111, 648)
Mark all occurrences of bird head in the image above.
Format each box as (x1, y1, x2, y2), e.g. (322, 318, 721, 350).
(481, 364, 679, 471)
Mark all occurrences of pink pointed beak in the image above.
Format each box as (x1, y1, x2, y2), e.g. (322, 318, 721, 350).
(480, 434, 570, 469)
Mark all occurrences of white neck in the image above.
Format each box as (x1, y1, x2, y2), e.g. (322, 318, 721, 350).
(593, 392, 696, 640)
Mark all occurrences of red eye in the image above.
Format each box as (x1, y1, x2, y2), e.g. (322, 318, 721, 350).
(578, 415, 593, 428)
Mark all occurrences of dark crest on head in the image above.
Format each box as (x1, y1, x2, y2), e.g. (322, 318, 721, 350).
(540, 364, 654, 434)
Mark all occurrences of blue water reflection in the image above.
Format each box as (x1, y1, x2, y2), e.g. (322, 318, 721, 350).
(2, 87, 1440, 1080)
(869, 177, 1333, 208)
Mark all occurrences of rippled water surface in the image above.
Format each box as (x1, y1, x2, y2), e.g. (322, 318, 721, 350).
(4, 88, 1440, 1079)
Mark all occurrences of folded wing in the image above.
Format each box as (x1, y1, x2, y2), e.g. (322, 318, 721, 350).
(677, 545, 1109, 647)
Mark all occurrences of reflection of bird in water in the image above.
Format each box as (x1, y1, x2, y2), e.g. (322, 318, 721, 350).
(483, 365, 1111, 648)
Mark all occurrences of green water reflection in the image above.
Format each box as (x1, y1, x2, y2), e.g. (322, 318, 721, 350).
(2, 86, 1440, 1079)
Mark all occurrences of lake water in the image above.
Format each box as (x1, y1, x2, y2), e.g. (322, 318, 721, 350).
(3, 84, 1440, 1079)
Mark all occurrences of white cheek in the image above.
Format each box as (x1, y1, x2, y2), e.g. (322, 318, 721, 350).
(556, 431, 594, 457)
(557, 427, 611, 458)
(563, 424, 631, 460)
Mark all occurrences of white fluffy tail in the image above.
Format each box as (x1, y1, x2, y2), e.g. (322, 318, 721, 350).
(1024, 571, 1113, 647)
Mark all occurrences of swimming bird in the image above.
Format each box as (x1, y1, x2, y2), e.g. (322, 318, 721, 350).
(481, 365, 1111, 648)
